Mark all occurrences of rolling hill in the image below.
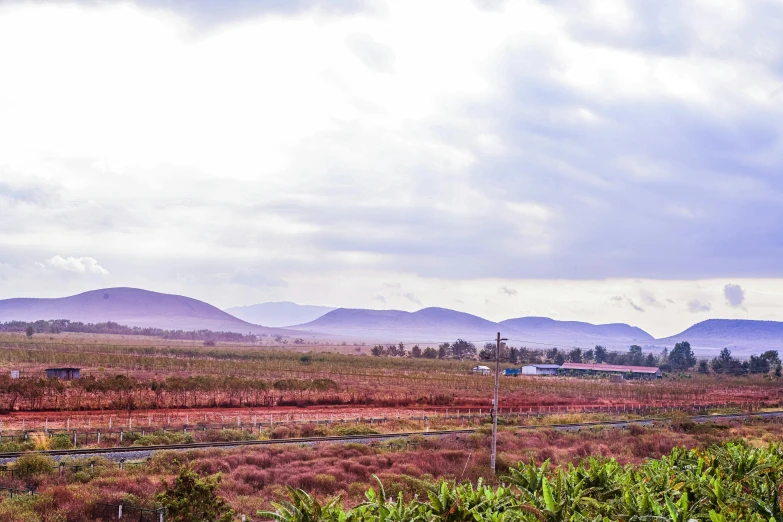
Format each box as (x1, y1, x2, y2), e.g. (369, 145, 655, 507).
(225, 302, 335, 327)
(500, 317, 653, 345)
(655, 319, 783, 355)
(0, 287, 297, 335)
(290, 307, 652, 346)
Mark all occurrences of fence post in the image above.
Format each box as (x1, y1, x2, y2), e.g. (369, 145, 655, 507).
(158, 507, 165, 522)
(73, 430, 77, 447)
(118, 502, 123, 519)
(97, 431, 101, 444)
(59, 463, 64, 477)
(119, 459, 125, 472)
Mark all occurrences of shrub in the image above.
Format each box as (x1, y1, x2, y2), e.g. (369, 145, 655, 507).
(200, 429, 256, 443)
(49, 433, 74, 450)
(330, 424, 380, 436)
(0, 440, 36, 453)
(13, 453, 56, 479)
(134, 431, 194, 446)
(158, 465, 234, 522)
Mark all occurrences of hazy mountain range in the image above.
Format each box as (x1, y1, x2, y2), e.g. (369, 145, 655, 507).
(287, 308, 653, 348)
(225, 302, 336, 327)
(0, 287, 781, 354)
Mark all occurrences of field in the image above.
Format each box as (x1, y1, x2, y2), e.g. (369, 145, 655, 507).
(1, 332, 783, 520)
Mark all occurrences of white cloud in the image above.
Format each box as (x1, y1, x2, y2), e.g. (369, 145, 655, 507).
(724, 283, 746, 308)
(688, 299, 711, 313)
(43, 256, 109, 275)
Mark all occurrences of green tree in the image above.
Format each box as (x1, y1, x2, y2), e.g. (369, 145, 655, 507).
(437, 343, 450, 359)
(749, 354, 770, 374)
(422, 346, 438, 359)
(479, 343, 495, 361)
(628, 345, 643, 366)
(669, 341, 696, 370)
(410, 345, 422, 358)
(594, 345, 607, 363)
(451, 339, 477, 360)
(762, 350, 780, 367)
(568, 348, 583, 363)
(711, 347, 744, 375)
(25, 325, 33, 338)
(158, 465, 234, 522)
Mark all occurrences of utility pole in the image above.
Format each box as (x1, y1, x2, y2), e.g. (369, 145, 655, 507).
(491, 331, 507, 474)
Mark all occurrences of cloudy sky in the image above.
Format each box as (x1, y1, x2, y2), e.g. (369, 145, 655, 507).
(1, 0, 782, 338)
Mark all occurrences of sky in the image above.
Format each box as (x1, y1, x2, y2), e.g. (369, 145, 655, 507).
(0, 0, 782, 338)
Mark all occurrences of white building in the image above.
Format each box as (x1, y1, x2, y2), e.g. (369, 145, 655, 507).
(521, 364, 561, 376)
(472, 365, 491, 375)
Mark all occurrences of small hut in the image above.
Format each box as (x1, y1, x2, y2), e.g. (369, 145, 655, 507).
(45, 368, 81, 380)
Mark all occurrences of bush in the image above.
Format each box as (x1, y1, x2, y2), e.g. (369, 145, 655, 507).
(133, 431, 194, 446)
(0, 440, 36, 453)
(330, 424, 380, 436)
(158, 465, 234, 522)
(199, 429, 256, 443)
(13, 453, 56, 479)
(50, 433, 74, 450)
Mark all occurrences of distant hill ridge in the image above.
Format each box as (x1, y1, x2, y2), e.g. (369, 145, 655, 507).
(289, 307, 652, 345)
(225, 301, 336, 327)
(0, 287, 295, 335)
(657, 319, 783, 353)
(4, 288, 782, 353)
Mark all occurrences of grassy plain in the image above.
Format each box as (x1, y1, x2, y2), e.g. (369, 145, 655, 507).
(1, 332, 783, 520)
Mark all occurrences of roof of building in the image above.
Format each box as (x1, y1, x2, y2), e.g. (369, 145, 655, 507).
(523, 364, 562, 369)
(560, 362, 660, 374)
(473, 365, 491, 370)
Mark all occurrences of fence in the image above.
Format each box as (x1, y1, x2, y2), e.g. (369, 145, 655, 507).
(0, 401, 777, 448)
(91, 503, 164, 522)
(0, 458, 150, 480)
(0, 485, 34, 498)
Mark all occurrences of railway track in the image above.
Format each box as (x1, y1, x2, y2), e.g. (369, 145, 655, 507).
(1, 410, 780, 461)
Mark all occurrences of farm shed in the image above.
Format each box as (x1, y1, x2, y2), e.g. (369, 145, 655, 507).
(45, 367, 81, 380)
(472, 365, 491, 376)
(521, 364, 561, 376)
(559, 362, 661, 380)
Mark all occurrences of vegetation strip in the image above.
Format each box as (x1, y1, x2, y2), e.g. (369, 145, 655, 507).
(2, 410, 779, 460)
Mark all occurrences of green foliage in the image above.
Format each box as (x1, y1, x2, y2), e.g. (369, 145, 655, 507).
(133, 431, 194, 446)
(669, 341, 697, 370)
(329, 424, 380, 436)
(0, 440, 36, 452)
(13, 453, 55, 479)
(49, 433, 74, 450)
(260, 442, 783, 521)
(158, 465, 234, 522)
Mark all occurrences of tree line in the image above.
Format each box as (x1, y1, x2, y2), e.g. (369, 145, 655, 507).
(371, 339, 782, 376)
(0, 374, 341, 412)
(0, 319, 260, 343)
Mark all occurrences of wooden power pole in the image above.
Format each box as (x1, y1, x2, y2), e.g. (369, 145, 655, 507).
(491, 331, 507, 474)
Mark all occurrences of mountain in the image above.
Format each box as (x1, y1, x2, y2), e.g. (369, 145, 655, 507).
(225, 302, 336, 327)
(290, 307, 651, 346)
(0, 287, 298, 335)
(289, 307, 500, 341)
(656, 319, 783, 355)
(500, 317, 653, 345)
